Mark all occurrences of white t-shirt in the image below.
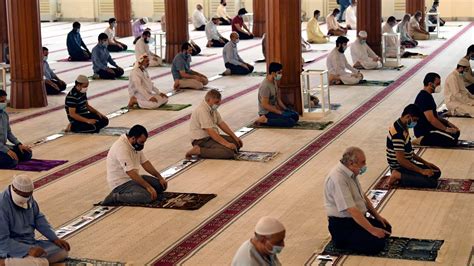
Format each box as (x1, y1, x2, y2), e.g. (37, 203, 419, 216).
(189, 100, 223, 140)
(104, 27, 116, 41)
(106, 134, 148, 190)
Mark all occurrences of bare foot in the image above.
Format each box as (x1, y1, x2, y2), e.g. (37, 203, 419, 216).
(64, 123, 72, 132)
(185, 145, 200, 159)
(128, 96, 137, 108)
(387, 170, 401, 188)
(254, 115, 268, 125)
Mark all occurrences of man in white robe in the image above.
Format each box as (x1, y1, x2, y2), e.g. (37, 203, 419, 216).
(327, 36, 363, 85)
(345, 1, 357, 30)
(444, 58, 474, 116)
(350, 31, 382, 70)
(135, 30, 162, 67)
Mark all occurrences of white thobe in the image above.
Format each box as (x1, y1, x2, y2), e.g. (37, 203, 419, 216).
(350, 41, 382, 69)
(128, 66, 168, 109)
(135, 38, 162, 67)
(327, 48, 361, 85)
(345, 5, 357, 29)
(192, 10, 207, 29)
(444, 70, 474, 116)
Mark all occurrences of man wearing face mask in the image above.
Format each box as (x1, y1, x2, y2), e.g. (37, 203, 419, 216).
(461, 45, 474, 94)
(232, 8, 254, 40)
(42, 47, 67, 95)
(216, 0, 232, 25)
(104, 18, 128, 52)
(102, 125, 168, 205)
(414, 72, 460, 147)
(327, 36, 363, 85)
(192, 4, 207, 31)
(66, 21, 91, 61)
(135, 31, 163, 67)
(132, 17, 149, 39)
(307, 10, 329, 44)
(65, 75, 109, 133)
(0, 91, 33, 169)
(408, 11, 429, 40)
(91, 33, 125, 80)
(324, 147, 392, 254)
(327, 9, 348, 36)
(128, 54, 168, 109)
(386, 104, 441, 188)
(171, 42, 209, 90)
(350, 31, 382, 70)
(232, 216, 285, 266)
(254, 62, 299, 127)
(0, 175, 70, 265)
(186, 89, 243, 159)
(444, 59, 474, 117)
(222, 32, 254, 75)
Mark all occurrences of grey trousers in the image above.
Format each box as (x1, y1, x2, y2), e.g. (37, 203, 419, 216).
(103, 175, 165, 205)
(192, 135, 239, 159)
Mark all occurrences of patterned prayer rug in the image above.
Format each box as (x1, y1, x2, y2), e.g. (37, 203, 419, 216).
(88, 75, 129, 81)
(248, 120, 333, 130)
(13, 159, 68, 172)
(374, 175, 474, 193)
(97, 192, 216, 210)
(236, 151, 278, 162)
(361, 80, 395, 86)
(247, 71, 267, 77)
(125, 104, 192, 111)
(64, 127, 129, 136)
(64, 257, 126, 266)
(322, 237, 444, 261)
(413, 140, 474, 150)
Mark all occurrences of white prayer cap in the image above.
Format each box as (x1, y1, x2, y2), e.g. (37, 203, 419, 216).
(358, 31, 368, 38)
(138, 53, 149, 63)
(142, 17, 149, 23)
(255, 216, 285, 236)
(76, 75, 89, 84)
(12, 175, 34, 193)
(458, 58, 470, 67)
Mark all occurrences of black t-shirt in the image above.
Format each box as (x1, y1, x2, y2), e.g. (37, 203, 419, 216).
(414, 90, 437, 137)
(65, 87, 89, 123)
(386, 119, 414, 170)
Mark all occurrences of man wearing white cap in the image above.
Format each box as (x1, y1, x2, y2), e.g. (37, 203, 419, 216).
(132, 17, 149, 39)
(350, 31, 382, 70)
(128, 54, 168, 109)
(65, 75, 109, 133)
(232, 216, 285, 266)
(444, 59, 474, 117)
(0, 175, 70, 265)
(134, 30, 162, 67)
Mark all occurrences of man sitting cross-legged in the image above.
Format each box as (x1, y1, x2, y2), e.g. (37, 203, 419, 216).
(103, 125, 168, 205)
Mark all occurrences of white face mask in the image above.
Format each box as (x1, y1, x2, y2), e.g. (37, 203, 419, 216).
(11, 187, 30, 209)
(43, 56, 48, 61)
(434, 85, 442, 93)
(80, 87, 88, 93)
(211, 104, 219, 111)
(0, 102, 6, 111)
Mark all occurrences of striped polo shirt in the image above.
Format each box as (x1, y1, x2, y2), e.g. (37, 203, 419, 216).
(386, 118, 414, 170)
(65, 87, 90, 123)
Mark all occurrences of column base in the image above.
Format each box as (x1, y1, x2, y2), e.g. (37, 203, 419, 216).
(10, 80, 48, 109)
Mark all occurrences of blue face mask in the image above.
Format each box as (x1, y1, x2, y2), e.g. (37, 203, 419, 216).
(407, 120, 417, 128)
(275, 74, 282, 81)
(0, 102, 6, 111)
(359, 165, 367, 175)
(101, 42, 107, 48)
(271, 245, 284, 254)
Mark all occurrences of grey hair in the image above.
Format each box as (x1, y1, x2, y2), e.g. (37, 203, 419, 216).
(205, 89, 222, 101)
(340, 147, 364, 165)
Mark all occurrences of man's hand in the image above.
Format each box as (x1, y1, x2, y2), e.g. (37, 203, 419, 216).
(445, 127, 458, 134)
(375, 215, 391, 228)
(106, 68, 115, 74)
(159, 93, 168, 98)
(86, 119, 98, 125)
(420, 168, 434, 177)
(425, 162, 440, 171)
(225, 142, 237, 151)
(149, 97, 158, 103)
(241, 63, 249, 70)
(369, 227, 390, 238)
(158, 177, 168, 190)
(146, 186, 157, 201)
(234, 138, 243, 148)
(53, 239, 71, 251)
(18, 144, 32, 153)
(28, 246, 47, 257)
(7, 149, 18, 161)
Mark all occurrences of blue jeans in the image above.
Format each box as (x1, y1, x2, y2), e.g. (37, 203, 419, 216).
(338, 0, 351, 21)
(264, 109, 299, 127)
(103, 175, 166, 205)
(0, 145, 33, 169)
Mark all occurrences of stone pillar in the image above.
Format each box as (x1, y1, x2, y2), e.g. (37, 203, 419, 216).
(114, 0, 132, 37)
(164, 0, 189, 63)
(6, 0, 47, 108)
(0, 0, 7, 62)
(406, 0, 426, 28)
(358, 0, 382, 55)
(252, 0, 265, 37)
(265, 0, 302, 113)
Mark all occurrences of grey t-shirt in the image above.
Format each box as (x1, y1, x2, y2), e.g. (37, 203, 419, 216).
(258, 79, 278, 115)
(171, 52, 192, 80)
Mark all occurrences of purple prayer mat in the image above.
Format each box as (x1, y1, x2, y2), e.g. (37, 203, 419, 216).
(13, 159, 68, 172)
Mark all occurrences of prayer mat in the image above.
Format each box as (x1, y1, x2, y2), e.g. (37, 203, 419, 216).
(87, 75, 129, 81)
(234, 127, 255, 138)
(368, 190, 389, 208)
(314, 103, 341, 110)
(107, 108, 129, 119)
(32, 133, 64, 147)
(55, 206, 116, 239)
(64, 127, 129, 136)
(124, 49, 135, 53)
(248, 120, 333, 130)
(373, 175, 474, 193)
(195, 53, 217, 57)
(248, 71, 267, 77)
(160, 158, 200, 179)
(322, 237, 444, 261)
(406, 54, 428, 59)
(64, 257, 126, 266)
(126, 104, 192, 111)
(96, 192, 216, 210)
(13, 159, 68, 172)
(203, 86, 224, 92)
(254, 58, 266, 63)
(441, 112, 472, 118)
(166, 90, 184, 97)
(413, 140, 474, 150)
(208, 74, 224, 82)
(235, 151, 278, 162)
(359, 80, 395, 86)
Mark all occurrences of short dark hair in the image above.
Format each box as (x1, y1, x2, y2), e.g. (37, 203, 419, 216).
(98, 33, 109, 41)
(333, 8, 340, 14)
(336, 36, 349, 46)
(402, 104, 422, 118)
(238, 8, 247, 15)
(268, 62, 283, 74)
(423, 72, 440, 86)
(72, 21, 81, 28)
(313, 10, 320, 17)
(220, 0, 225, 4)
(387, 16, 397, 24)
(467, 44, 474, 55)
(414, 11, 422, 17)
(108, 18, 116, 24)
(181, 42, 192, 51)
(0, 90, 7, 97)
(42, 47, 48, 52)
(142, 30, 151, 37)
(127, 124, 148, 138)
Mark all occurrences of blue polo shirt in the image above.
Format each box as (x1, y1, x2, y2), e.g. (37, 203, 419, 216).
(171, 52, 192, 80)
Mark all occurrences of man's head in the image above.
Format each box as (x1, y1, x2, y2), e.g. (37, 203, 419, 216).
(73, 21, 81, 31)
(253, 216, 286, 256)
(127, 125, 148, 151)
(402, 14, 411, 23)
(351, 0, 357, 6)
(432, 1, 439, 8)
(140, 17, 149, 24)
(457, 58, 470, 74)
(142, 30, 152, 43)
(268, 62, 283, 81)
(212, 16, 221, 25)
(238, 8, 248, 16)
(358, 31, 368, 44)
(11, 175, 34, 208)
(138, 53, 150, 68)
(230, 31, 239, 43)
(109, 18, 117, 27)
(196, 4, 203, 11)
(75, 75, 89, 93)
(336, 36, 349, 53)
(220, 0, 226, 5)
(313, 10, 320, 19)
(332, 8, 340, 16)
(466, 44, 474, 59)
(98, 33, 109, 46)
(181, 42, 193, 55)
(414, 11, 422, 21)
(423, 72, 441, 93)
(42, 47, 49, 58)
(340, 147, 367, 176)
(204, 89, 222, 110)
(0, 90, 7, 111)
(401, 104, 422, 128)
(387, 16, 397, 27)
